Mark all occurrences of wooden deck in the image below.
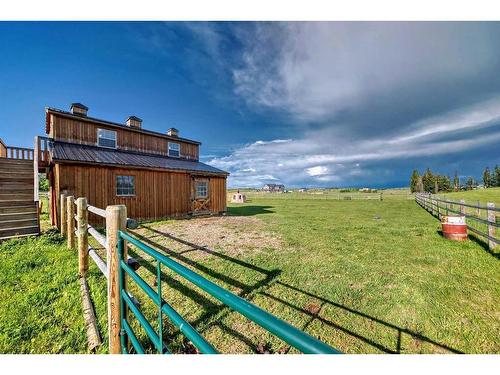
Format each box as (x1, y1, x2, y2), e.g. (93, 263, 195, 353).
(0, 158, 39, 240)
(0, 137, 49, 240)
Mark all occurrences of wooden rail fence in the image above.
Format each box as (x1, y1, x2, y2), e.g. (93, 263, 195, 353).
(415, 193, 499, 252)
(59, 193, 139, 352)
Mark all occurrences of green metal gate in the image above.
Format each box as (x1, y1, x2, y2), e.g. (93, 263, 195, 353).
(117, 230, 340, 354)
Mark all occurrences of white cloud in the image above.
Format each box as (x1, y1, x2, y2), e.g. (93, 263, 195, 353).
(306, 166, 329, 176)
(232, 22, 498, 123)
(207, 97, 500, 187)
(180, 22, 500, 187)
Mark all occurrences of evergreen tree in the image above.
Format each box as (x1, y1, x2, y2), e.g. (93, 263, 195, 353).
(483, 167, 491, 188)
(410, 170, 420, 193)
(438, 175, 451, 192)
(417, 176, 424, 193)
(38, 173, 49, 191)
(466, 177, 474, 190)
(495, 165, 500, 187)
(453, 171, 459, 191)
(422, 168, 434, 193)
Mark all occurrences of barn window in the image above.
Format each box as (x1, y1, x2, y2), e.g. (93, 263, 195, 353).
(116, 175, 135, 196)
(97, 129, 117, 148)
(168, 142, 180, 157)
(196, 181, 208, 198)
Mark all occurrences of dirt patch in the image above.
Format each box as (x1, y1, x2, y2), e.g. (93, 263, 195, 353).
(134, 216, 283, 257)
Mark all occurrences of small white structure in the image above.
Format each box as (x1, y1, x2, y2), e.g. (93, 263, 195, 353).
(231, 191, 246, 203)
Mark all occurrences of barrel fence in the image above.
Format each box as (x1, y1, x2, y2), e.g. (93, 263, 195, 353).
(415, 193, 499, 252)
(59, 193, 340, 354)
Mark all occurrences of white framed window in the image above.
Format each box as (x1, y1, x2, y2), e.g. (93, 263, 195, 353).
(196, 181, 208, 198)
(116, 175, 135, 196)
(97, 128, 117, 148)
(168, 142, 180, 157)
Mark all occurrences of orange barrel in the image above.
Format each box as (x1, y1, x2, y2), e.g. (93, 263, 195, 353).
(441, 215, 467, 241)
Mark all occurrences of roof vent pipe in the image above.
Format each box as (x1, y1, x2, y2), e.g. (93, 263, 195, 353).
(167, 128, 179, 137)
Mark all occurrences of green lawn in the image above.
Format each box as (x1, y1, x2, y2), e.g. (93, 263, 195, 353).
(438, 187, 500, 205)
(0, 191, 499, 353)
(0, 230, 109, 353)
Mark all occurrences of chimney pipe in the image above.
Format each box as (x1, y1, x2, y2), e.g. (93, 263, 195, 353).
(126, 116, 142, 129)
(70, 103, 88, 116)
(167, 127, 179, 137)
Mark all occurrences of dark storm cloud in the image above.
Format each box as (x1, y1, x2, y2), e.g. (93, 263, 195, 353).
(186, 22, 500, 187)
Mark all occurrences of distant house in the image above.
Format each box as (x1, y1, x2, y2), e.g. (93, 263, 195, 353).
(359, 187, 377, 193)
(262, 184, 285, 193)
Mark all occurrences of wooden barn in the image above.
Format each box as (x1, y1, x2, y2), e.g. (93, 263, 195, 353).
(41, 103, 228, 226)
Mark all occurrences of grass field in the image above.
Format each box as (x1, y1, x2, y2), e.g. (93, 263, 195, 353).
(438, 187, 500, 205)
(0, 189, 499, 353)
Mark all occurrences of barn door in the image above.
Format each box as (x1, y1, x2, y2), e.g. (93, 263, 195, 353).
(191, 177, 210, 215)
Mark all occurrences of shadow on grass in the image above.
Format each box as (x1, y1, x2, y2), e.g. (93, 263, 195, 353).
(436, 230, 499, 260)
(127, 226, 281, 353)
(226, 205, 275, 216)
(127, 225, 463, 354)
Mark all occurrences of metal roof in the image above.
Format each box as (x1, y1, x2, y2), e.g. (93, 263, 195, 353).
(50, 141, 228, 176)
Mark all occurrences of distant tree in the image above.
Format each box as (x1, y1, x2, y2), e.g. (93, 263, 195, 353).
(495, 165, 500, 187)
(437, 175, 451, 192)
(410, 170, 420, 193)
(483, 167, 492, 188)
(416, 176, 424, 193)
(466, 176, 475, 190)
(422, 168, 435, 193)
(39, 173, 49, 192)
(453, 171, 459, 192)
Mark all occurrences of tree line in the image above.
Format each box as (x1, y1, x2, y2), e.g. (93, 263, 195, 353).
(482, 166, 500, 188)
(410, 165, 500, 193)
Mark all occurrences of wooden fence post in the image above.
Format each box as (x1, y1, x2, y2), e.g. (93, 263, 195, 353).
(76, 198, 89, 277)
(460, 200, 465, 216)
(487, 203, 497, 251)
(67, 196, 75, 249)
(106, 204, 127, 354)
(60, 192, 67, 236)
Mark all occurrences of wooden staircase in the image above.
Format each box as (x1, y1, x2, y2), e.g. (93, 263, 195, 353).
(0, 158, 40, 241)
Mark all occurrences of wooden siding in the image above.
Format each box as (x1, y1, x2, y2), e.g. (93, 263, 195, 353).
(52, 163, 226, 226)
(50, 114, 199, 161)
(209, 176, 227, 213)
(0, 138, 6, 158)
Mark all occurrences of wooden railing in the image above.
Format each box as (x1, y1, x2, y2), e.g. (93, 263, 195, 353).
(4, 146, 34, 160)
(0, 138, 6, 158)
(33, 136, 51, 203)
(0, 137, 39, 160)
(415, 193, 499, 252)
(59, 193, 139, 352)
(35, 136, 50, 165)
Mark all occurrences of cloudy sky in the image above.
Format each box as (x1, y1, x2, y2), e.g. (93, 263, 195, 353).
(1, 22, 499, 187)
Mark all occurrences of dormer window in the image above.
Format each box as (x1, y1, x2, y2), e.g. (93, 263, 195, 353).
(97, 129, 117, 148)
(168, 142, 180, 157)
